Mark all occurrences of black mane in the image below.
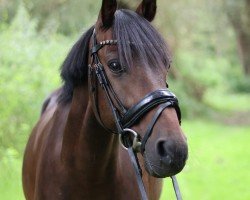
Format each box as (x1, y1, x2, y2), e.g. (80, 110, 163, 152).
(59, 10, 171, 103)
(59, 26, 94, 103)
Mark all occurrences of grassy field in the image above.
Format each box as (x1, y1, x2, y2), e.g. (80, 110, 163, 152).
(0, 119, 249, 200)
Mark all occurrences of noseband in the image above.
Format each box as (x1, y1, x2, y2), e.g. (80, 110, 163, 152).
(88, 29, 182, 200)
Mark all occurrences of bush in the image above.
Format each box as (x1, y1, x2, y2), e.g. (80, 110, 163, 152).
(231, 76, 250, 93)
(0, 3, 73, 157)
(168, 50, 233, 117)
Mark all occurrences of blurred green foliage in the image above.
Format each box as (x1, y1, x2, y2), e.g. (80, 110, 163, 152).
(0, 3, 72, 157)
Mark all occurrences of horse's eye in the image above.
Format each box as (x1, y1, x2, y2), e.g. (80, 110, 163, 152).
(108, 60, 123, 74)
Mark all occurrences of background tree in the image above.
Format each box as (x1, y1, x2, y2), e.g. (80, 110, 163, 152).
(225, 0, 250, 76)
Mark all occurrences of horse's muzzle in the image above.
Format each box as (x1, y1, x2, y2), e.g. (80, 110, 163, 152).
(143, 138, 188, 178)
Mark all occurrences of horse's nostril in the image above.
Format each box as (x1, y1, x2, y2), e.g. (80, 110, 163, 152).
(157, 141, 168, 157)
(153, 139, 188, 176)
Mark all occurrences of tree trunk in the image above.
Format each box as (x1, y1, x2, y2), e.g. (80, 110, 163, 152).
(237, 27, 250, 75)
(225, 0, 250, 76)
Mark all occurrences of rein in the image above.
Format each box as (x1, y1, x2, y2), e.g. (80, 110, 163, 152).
(88, 29, 183, 200)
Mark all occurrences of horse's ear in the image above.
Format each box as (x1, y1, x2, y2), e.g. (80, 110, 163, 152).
(99, 0, 117, 28)
(136, 0, 157, 22)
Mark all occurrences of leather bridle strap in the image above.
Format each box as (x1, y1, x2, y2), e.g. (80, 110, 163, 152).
(89, 30, 124, 134)
(140, 102, 173, 153)
(171, 176, 183, 200)
(127, 147, 148, 200)
(121, 89, 181, 128)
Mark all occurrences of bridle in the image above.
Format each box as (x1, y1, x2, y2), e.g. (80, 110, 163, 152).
(88, 29, 183, 200)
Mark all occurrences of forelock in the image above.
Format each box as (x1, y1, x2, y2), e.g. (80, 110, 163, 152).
(113, 9, 171, 69)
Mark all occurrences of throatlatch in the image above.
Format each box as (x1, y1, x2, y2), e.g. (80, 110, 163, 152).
(89, 29, 183, 200)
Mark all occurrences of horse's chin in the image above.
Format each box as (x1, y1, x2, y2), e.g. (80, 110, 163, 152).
(143, 152, 184, 178)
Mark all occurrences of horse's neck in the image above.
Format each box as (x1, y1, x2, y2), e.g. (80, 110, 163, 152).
(61, 84, 119, 178)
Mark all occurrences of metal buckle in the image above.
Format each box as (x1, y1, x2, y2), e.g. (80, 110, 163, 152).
(119, 128, 141, 153)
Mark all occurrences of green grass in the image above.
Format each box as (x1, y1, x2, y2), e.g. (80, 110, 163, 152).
(1, 120, 249, 200)
(0, 149, 24, 200)
(161, 120, 250, 200)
